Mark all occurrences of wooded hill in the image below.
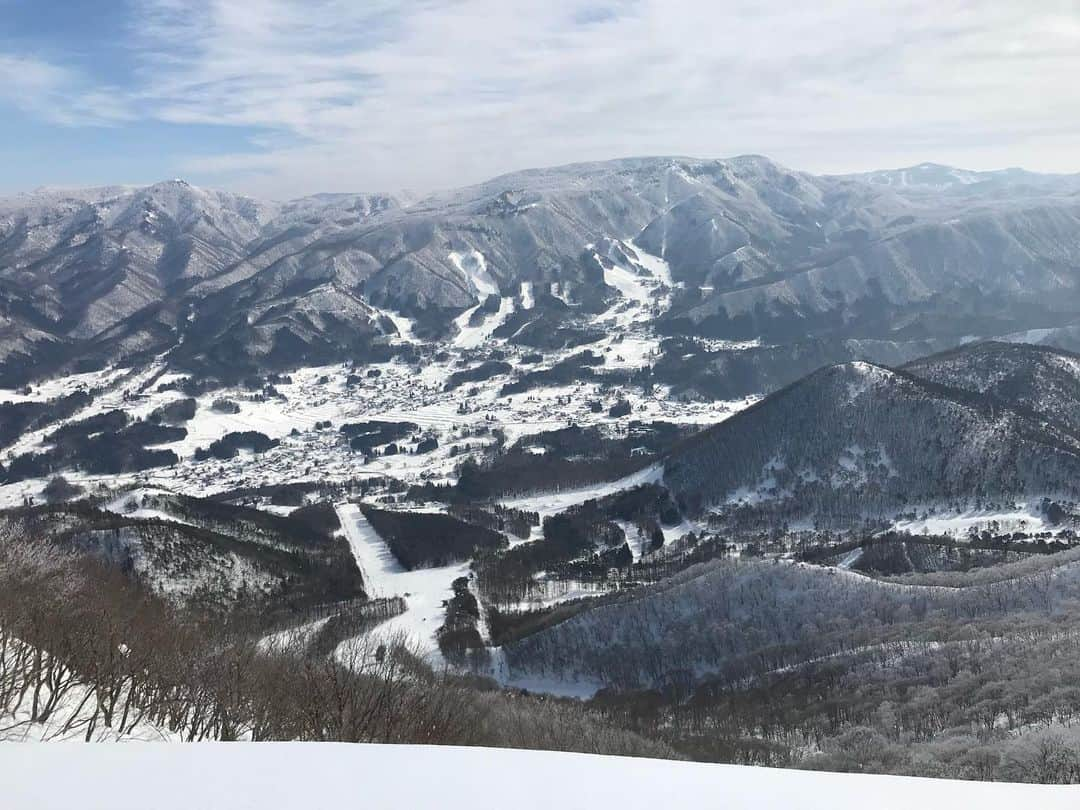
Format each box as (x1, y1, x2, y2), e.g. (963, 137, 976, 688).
(664, 344, 1080, 525)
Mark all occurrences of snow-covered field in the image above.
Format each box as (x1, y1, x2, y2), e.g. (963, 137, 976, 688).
(892, 502, 1051, 538)
(0, 743, 1075, 810)
(501, 464, 665, 520)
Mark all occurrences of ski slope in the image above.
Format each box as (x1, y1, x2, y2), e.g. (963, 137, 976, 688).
(500, 463, 664, 519)
(335, 503, 469, 659)
(454, 295, 515, 348)
(0, 743, 1074, 810)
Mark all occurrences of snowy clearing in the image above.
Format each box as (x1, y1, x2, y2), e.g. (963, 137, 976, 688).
(449, 249, 498, 297)
(592, 240, 673, 329)
(892, 504, 1050, 537)
(500, 463, 664, 520)
(0, 743, 1075, 810)
(488, 647, 606, 698)
(336, 502, 468, 659)
(454, 295, 515, 348)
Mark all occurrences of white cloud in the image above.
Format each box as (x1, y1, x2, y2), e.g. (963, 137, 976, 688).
(0, 54, 132, 126)
(9, 1, 1080, 195)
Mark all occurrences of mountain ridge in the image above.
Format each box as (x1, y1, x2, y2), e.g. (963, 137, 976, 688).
(4, 154, 1080, 388)
(662, 343, 1080, 523)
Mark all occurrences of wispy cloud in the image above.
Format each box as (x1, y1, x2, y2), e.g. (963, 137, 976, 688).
(0, 53, 132, 126)
(5, 1, 1080, 195)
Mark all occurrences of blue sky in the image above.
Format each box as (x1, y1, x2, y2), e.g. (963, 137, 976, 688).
(1, 0, 1078, 199)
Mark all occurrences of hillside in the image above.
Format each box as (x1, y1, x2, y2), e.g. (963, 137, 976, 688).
(3, 495, 364, 612)
(904, 341, 1080, 436)
(663, 357, 1080, 522)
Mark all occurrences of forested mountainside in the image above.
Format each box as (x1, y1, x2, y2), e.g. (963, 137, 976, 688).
(494, 542, 1080, 778)
(4, 495, 362, 611)
(903, 341, 1080, 436)
(500, 549, 1080, 692)
(2, 156, 1080, 388)
(663, 355, 1080, 523)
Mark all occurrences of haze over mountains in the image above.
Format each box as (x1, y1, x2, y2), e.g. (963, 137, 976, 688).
(3, 155, 1080, 391)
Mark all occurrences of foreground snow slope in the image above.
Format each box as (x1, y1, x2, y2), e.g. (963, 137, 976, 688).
(0, 744, 1075, 809)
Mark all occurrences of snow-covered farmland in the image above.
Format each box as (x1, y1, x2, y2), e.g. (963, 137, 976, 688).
(0, 342, 746, 509)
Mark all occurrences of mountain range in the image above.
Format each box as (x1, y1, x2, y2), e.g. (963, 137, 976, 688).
(3, 156, 1080, 388)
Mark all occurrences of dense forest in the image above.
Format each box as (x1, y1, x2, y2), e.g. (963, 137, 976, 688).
(494, 547, 1080, 782)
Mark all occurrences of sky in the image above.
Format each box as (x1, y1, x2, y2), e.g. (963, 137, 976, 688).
(0, 0, 1078, 199)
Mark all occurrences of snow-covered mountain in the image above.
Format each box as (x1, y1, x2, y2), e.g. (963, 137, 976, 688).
(3, 156, 1080, 387)
(663, 345, 1080, 523)
(9, 159, 1080, 788)
(904, 341, 1080, 436)
(844, 161, 1080, 195)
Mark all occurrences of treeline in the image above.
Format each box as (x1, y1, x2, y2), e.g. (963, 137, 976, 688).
(445, 361, 513, 390)
(360, 506, 508, 569)
(148, 397, 197, 424)
(447, 503, 539, 540)
(130, 492, 341, 552)
(340, 420, 418, 453)
(2, 409, 182, 482)
(795, 530, 1052, 566)
(0, 529, 673, 758)
(209, 476, 407, 508)
(193, 431, 278, 461)
(437, 577, 486, 666)
(0, 389, 93, 448)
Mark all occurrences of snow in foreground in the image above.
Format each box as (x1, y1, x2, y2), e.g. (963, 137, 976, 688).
(0, 743, 1075, 810)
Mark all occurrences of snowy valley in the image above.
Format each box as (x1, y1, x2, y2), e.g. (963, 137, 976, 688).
(4, 156, 1080, 792)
